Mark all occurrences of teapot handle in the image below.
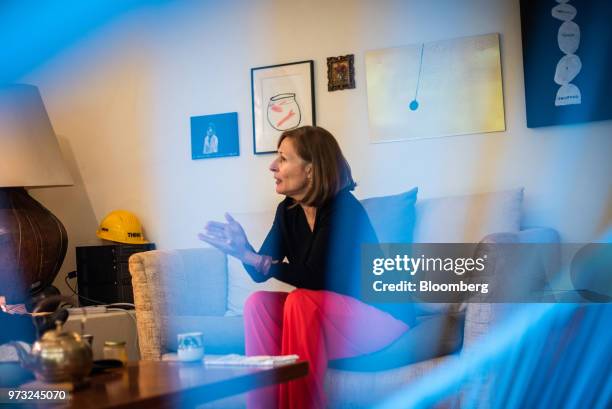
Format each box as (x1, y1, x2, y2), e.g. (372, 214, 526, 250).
(32, 295, 72, 336)
(32, 295, 73, 314)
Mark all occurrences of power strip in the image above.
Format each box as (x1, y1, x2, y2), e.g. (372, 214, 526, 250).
(67, 306, 108, 315)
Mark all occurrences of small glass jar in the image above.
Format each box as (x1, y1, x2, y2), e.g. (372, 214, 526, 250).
(103, 341, 128, 365)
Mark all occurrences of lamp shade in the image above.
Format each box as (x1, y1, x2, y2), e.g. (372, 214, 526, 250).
(0, 84, 73, 188)
(0, 84, 72, 303)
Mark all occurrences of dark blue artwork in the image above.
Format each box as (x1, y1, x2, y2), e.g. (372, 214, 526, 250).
(191, 112, 239, 159)
(520, 0, 612, 128)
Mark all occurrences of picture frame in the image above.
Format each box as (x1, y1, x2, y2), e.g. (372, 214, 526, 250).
(191, 112, 239, 160)
(520, 0, 612, 127)
(251, 60, 316, 154)
(327, 54, 355, 91)
(365, 33, 505, 142)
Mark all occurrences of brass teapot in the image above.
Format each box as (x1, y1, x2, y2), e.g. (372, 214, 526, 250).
(11, 295, 92, 383)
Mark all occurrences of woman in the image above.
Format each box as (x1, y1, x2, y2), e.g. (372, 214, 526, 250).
(203, 123, 219, 154)
(199, 126, 413, 409)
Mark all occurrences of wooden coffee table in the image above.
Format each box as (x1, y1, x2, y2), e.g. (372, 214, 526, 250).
(52, 360, 307, 408)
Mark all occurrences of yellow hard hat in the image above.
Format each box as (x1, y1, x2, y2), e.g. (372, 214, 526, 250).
(96, 210, 148, 244)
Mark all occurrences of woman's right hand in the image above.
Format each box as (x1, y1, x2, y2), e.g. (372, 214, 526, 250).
(198, 213, 251, 261)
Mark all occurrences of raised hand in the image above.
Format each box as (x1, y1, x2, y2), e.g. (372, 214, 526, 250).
(198, 213, 250, 261)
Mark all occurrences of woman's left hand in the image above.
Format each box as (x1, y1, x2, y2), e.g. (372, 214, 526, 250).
(198, 213, 250, 261)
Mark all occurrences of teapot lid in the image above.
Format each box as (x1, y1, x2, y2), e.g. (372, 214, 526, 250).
(40, 320, 80, 342)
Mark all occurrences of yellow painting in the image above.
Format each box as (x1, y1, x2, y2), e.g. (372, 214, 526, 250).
(365, 33, 505, 142)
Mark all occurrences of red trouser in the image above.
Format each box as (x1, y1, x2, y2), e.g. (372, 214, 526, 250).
(244, 289, 409, 409)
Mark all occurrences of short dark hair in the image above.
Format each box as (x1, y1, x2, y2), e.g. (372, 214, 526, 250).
(278, 126, 356, 207)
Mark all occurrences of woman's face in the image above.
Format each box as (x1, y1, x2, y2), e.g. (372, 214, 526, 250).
(269, 137, 311, 200)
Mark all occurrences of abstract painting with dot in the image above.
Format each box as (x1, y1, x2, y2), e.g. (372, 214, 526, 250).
(365, 33, 505, 142)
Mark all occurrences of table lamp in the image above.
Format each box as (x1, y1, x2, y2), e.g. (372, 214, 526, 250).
(0, 84, 74, 304)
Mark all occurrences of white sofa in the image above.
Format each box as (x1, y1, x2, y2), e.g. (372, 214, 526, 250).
(129, 188, 560, 408)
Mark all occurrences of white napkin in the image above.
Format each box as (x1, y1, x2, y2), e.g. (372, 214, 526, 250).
(204, 354, 299, 367)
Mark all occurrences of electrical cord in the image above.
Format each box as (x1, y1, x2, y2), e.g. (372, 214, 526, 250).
(64, 273, 135, 309)
(106, 307, 140, 354)
(64, 274, 109, 306)
(64, 272, 139, 356)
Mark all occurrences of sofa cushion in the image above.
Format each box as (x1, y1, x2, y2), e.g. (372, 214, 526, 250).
(175, 248, 228, 315)
(360, 187, 418, 244)
(130, 249, 228, 317)
(413, 188, 523, 243)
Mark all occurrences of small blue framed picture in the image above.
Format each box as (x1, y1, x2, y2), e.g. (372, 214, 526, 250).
(191, 112, 239, 159)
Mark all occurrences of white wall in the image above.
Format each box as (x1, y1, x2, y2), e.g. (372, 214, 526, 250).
(22, 0, 611, 293)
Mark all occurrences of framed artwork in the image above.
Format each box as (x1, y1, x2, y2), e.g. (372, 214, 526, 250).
(327, 54, 356, 91)
(251, 60, 316, 154)
(191, 112, 239, 160)
(365, 33, 505, 142)
(521, 0, 612, 127)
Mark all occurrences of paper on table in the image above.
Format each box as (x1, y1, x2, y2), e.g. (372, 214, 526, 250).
(204, 354, 299, 367)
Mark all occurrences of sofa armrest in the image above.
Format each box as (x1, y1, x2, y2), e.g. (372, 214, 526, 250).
(463, 228, 561, 348)
(129, 248, 227, 360)
(516, 227, 561, 244)
(129, 250, 181, 360)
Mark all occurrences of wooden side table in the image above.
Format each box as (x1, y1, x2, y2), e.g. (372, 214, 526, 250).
(59, 360, 308, 409)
